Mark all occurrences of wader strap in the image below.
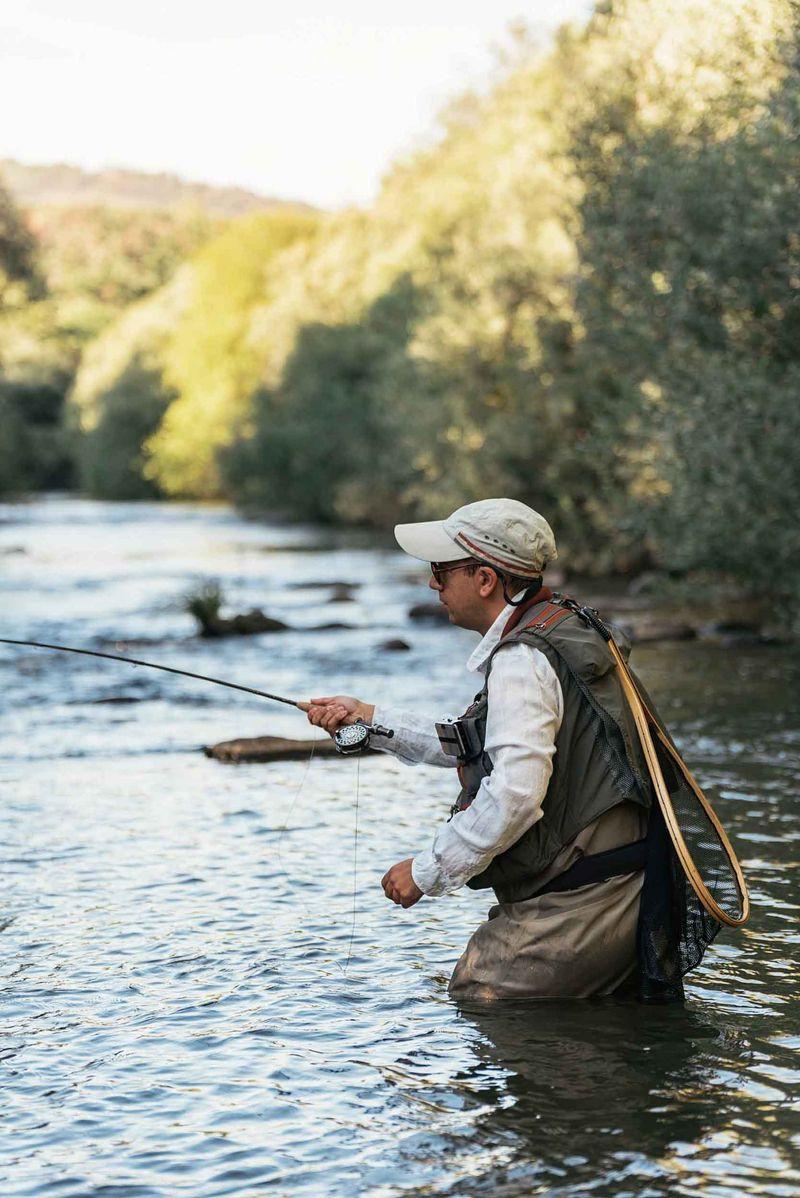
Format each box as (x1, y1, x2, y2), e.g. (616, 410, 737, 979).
(527, 838, 649, 901)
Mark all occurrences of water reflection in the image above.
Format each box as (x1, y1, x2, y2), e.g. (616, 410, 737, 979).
(442, 1000, 723, 1194)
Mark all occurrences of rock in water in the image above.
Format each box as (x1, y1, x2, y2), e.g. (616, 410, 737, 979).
(698, 621, 778, 646)
(408, 602, 449, 623)
(196, 609, 291, 637)
(327, 585, 358, 602)
(205, 735, 337, 763)
(229, 610, 290, 635)
(204, 734, 379, 763)
(621, 618, 697, 644)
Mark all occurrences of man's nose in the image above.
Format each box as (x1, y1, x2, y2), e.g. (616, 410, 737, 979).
(428, 574, 441, 592)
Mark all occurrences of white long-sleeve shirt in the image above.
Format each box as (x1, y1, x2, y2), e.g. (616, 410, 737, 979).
(372, 602, 564, 896)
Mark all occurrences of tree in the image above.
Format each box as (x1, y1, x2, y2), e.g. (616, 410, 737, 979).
(143, 211, 319, 496)
(0, 181, 41, 309)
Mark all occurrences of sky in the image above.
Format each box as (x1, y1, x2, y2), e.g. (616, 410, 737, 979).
(2, 1, 593, 209)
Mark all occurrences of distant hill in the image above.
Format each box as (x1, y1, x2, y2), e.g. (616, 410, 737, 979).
(0, 159, 316, 218)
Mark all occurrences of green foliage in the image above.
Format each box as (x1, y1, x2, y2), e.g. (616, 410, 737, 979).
(223, 274, 428, 521)
(0, 179, 64, 494)
(184, 580, 224, 626)
(68, 269, 189, 498)
(558, 5, 800, 585)
(223, 0, 799, 613)
(0, 390, 34, 493)
(0, 173, 217, 496)
(0, 181, 42, 309)
(67, 211, 318, 501)
(143, 210, 319, 497)
(30, 203, 217, 343)
(74, 357, 176, 499)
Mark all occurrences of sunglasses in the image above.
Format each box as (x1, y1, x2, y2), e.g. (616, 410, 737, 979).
(429, 558, 477, 586)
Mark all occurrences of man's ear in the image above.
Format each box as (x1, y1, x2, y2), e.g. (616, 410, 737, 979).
(477, 567, 499, 597)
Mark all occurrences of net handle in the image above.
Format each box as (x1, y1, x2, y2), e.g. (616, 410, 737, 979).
(608, 637, 750, 927)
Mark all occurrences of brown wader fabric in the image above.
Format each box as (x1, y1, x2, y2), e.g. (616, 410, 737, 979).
(448, 803, 647, 1000)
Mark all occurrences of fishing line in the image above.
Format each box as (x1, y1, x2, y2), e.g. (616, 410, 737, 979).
(276, 738, 318, 884)
(274, 738, 336, 967)
(343, 755, 360, 975)
(276, 743, 362, 980)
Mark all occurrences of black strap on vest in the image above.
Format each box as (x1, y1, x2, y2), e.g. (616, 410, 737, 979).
(527, 838, 648, 901)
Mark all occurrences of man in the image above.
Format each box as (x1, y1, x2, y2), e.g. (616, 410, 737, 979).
(306, 498, 651, 999)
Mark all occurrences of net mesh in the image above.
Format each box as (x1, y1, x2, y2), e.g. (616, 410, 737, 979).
(659, 744, 745, 924)
(637, 739, 743, 1002)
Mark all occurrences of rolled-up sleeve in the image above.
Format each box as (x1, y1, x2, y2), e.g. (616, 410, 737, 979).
(411, 645, 563, 896)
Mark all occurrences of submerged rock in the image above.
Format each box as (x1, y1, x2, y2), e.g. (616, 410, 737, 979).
(408, 602, 449, 623)
(204, 734, 377, 763)
(621, 618, 697, 644)
(327, 585, 359, 602)
(287, 580, 361, 591)
(191, 613, 357, 638)
(697, 620, 782, 647)
(196, 609, 291, 638)
(185, 581, 291, 638)
(308, 621, 356, 631)
(378, 638, 411, 651)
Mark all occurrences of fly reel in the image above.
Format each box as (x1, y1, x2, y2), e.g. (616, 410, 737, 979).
(333, 721, 394, 755)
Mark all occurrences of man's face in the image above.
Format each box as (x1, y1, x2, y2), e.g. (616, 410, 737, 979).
(428, 559, 494, 631)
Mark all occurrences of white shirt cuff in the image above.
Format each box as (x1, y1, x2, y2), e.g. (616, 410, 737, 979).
(411, 849, 454, 897)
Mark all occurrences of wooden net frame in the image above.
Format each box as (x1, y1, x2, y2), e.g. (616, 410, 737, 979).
(608, 638, 750, 928)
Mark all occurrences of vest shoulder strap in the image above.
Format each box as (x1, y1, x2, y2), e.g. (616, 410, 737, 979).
(486, 596, 576, 676)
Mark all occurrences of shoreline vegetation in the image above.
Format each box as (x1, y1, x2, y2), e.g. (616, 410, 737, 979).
(2, 1, 799, 627)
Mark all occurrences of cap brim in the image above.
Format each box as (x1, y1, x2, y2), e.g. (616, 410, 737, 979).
(394, 519, 464, 563)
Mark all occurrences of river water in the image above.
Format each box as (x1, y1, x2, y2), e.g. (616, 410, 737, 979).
(0, 496, 797, 1197)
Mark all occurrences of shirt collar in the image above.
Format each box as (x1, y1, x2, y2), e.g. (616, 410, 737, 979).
(466, 602, 517, 674)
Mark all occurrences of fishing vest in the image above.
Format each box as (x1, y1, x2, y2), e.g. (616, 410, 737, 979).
(437, 594, 653, 904)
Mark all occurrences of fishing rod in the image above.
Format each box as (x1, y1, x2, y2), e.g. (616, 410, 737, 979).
(0, 638, 393, 754)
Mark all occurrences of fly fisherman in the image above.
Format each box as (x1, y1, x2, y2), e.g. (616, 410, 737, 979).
(306, 499, 652, 1000)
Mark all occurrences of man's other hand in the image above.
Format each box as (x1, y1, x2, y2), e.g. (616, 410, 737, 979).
(381, 858, 424, 908)
(304, 695, 375, 735)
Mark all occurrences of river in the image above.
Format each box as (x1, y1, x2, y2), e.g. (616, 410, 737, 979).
(0, 496, 797, 1197)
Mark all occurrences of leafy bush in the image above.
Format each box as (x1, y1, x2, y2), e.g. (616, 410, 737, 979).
(143, 210, 320, 497)
(67, 269, 190, 497)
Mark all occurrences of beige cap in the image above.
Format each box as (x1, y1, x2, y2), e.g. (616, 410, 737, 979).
(394, 498, 557, 578)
